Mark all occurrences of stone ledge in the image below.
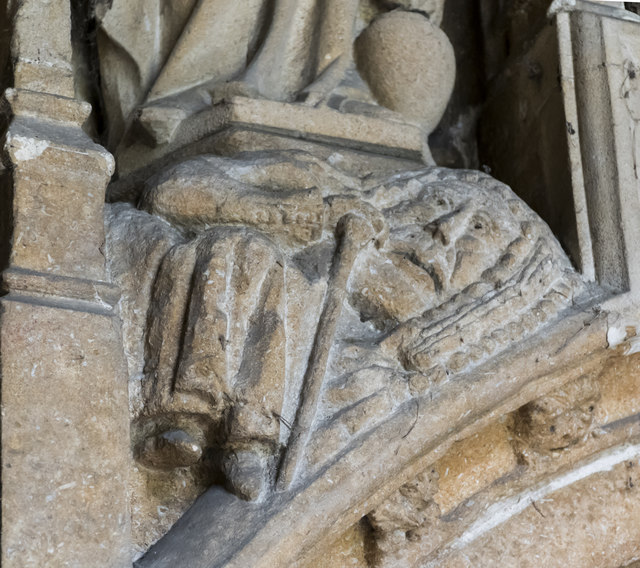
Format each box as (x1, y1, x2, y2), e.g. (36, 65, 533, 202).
(186, 97, 427, 160)
(5, 116, 114, 173)
(3, 88, 92, 127)
(115, 97, 428, 182)
(1, 267, 120, 311)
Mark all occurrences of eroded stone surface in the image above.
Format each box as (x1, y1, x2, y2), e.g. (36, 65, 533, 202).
(437, 453, 640, 568)
(4, 1, 640, 567)
(0, 301, 131, 567)
(104, 147, 583, 535)
(323, 346, 640, 568)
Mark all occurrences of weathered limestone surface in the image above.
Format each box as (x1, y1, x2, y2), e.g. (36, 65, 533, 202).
(0, 115, 132, 565)
(0, 302, 131, 566)
(9, 0, 75, 97)
(2, 0, 640, 567)
(0, 1, 132, 566)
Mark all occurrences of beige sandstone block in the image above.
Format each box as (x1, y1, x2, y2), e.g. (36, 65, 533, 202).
(301, 520, 371, 568)
(433, 422, 518, 514)
(439, 449, 640, 568)
(595, 352, 640, 426)
(4, 89, 91, 126)
(11, 0, 74, 97)
(0, 299, 131, 567)
(5, 118, 114, 280)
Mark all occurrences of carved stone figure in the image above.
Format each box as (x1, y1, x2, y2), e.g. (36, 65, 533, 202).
(96, 0, 453, 151)
(7, 0, 640, 566)
(106, 148, 582, 507)
(96, 0, 585, 554)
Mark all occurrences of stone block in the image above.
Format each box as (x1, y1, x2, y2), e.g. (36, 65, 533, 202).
(0, 298, 131, 567)
(11, 0, 74, 97)
(5, 117, 114, 280)
(433, 422, 518, 514)
(595, 353, 640, 426)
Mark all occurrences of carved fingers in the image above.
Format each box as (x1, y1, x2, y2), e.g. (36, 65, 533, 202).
(324, 195, 388, 247)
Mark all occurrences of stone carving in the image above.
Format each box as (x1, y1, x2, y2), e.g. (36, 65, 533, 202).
(6, 0, 640, 565)
(106, 149, 583, 507)
(512, 372, 600, 454)
(96, 0, 452, 152)
(367, 467, 441, 562)
(95, 0, 585, 555)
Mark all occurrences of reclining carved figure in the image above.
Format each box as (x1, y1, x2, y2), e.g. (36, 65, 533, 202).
(98, 0, 583, 508)
(106, 151, 583, 500)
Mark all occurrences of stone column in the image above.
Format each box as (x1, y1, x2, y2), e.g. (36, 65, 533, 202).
(0, 1, 132, 566)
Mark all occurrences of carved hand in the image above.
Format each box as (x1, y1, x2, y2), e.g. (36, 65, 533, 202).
(323, 195, 388, 247)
